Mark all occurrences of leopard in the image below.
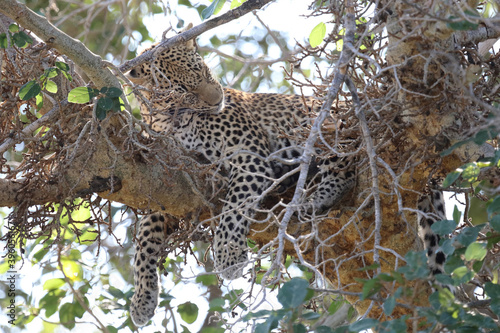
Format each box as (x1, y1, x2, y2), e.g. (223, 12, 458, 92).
(125, 24, 451, 326)
(417, 187, 453, 290)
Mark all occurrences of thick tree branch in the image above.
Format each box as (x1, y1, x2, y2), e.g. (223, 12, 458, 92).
(0, 0, 120, 89)
(0, 122, 212, 218)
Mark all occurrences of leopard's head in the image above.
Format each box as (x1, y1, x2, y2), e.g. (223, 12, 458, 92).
(128, 23, 224, 114)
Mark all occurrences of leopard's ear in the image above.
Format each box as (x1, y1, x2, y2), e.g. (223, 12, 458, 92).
(181, 23, 196, 50)
(181, 22, 194, 32)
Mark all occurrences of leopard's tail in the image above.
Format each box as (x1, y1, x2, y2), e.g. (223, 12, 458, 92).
(417, 189, 455, 293)
(130, 213, 165, 326)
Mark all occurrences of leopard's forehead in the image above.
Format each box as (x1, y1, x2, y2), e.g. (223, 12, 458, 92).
(141, 43, 199, 65)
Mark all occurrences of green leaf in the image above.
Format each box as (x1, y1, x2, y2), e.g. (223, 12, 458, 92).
(95, 105, 108, 120)
(447, 10, 480, 31)
(19, 31, 33, 45)
(428, 291, 441, 309)
(376, 317, 408, 332)
(484, 282, 500, 317)
(9, 24, 19, 33)
(317, 326, 335, 333)
(201, 328, 225, 333)
(73, 296, 89, 318)
(349, 318, 378, 331)
(442, 171, 461, 188)
(434, 272, 454, 286)
(59, 303, 76, 329)
(177, 302, 198, 324)
(455, 225, 482, 247)
(104, 87, 123, 98)
(383, 295, 396, 315)
(107, 286, 124, 298)
(195, 274, 218, 286)
(243, 309, 272, 320)
(45, 80, 58, 94)
(472, 260, 483, 273)
(68, 87, 99, 104)
(43, 278, 65, 291)
(208, 298, 225, 312)
(431, 219, 457, 236)
(444, 252, 465, 273)
(377, 273, 395, 282)
(12, 31, 32, 48)
(360, 278, 382, 300)
(473, 129, 496, 145)
(302, 311, 321, 320)
(328, 299, 347, 314)
(97, 97, 113, 111)
(464, 242, 487, 261)
(255, 314, 280, 333)
(277, 278, 309, 308)
(398, 251, 429, 280)
(106, 326, 119, 333)
(33, 246, 50, 263)
(487, 196, 500, 217)
(441, 140, 468, 157)
(39, 289, 66, 318)
(452, 266, 474, 284)
(77, 229, 98, 243)
(491, 215, 500, 232)
(111, 97, 124, 111)
(19, 80, 41, 100)
(61, 70, 73, 82)
(201, 0, 225, 20)
(0, 33, 7, 48)
(55, 61, 70, 72)
(452, 205, 461, 224)
(230, 0, 246, 9)
(36, 93, 43, 110)
(293, 323, 307, 333)
(44, 67, 59, 79)
(309, 22, 326, 48)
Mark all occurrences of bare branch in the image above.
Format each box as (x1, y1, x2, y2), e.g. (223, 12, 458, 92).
(0, 101, 66, 155)
(454, 13, 500, 46)
(118, 0, 274, 74)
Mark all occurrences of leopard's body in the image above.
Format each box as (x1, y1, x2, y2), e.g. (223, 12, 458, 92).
(127, 25, 450, 326)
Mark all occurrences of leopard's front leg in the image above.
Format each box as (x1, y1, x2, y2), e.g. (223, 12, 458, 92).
(213, 153, 273, 279)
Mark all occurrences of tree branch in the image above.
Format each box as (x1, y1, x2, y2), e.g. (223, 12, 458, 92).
(0, 101, 65, 155)
(454, 15, 500, 46)
(118, 0, 274, 74)
(0, 0, 121, 89)
(0, 127, 213, 218)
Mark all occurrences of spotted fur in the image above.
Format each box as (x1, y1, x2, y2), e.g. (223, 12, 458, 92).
(127, 25, 354, 326)
(129, 213, 164, 326)
(417, 188, 453, 291)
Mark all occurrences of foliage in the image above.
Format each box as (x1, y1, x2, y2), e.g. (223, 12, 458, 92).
(1, 0, 500, 332)
(0, 24, 33, 48)
(68, 86, 124, 120)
